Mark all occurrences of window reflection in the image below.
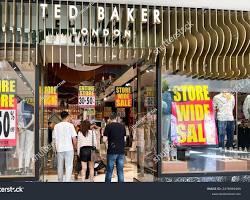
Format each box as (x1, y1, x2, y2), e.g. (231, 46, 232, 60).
(0, 61, 35, 177)
(161, 73, 250, 174)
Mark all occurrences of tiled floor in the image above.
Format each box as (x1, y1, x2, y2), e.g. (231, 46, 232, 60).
(43, 162, 139, 182)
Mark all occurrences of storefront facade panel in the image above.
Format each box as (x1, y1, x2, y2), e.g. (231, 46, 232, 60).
(0, 0, 250, 181)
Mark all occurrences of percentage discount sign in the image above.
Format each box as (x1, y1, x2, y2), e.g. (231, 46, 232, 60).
(10, 110, 15, 120)
(0, 109, 16, 147)
(78, 86, 95, 108)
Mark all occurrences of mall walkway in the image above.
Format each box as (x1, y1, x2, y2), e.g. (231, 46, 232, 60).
(43, 162, 138, 182)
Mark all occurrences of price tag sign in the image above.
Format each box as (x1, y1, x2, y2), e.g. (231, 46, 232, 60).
(0, 79, 17, 147)
(0, 109, 16, 147)
(78, 86, 95, 108)
(78, 96, 95, 107)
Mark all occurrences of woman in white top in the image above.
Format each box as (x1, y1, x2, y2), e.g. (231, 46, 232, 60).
(78, 120, 97, 182)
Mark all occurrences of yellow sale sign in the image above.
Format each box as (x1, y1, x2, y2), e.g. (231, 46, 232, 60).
(78, 86, 95, 108)
(115, 86, 132, 108)
(171, 85, 218, 146)
(39, 86, 58, 108)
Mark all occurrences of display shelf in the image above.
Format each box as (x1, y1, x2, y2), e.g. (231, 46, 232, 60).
(162, 160, 188, 173)
(216, 159, 248, 171)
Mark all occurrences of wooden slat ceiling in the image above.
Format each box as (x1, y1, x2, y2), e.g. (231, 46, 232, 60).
(161, 8, 250, 80)
(1, 2, 250, 80)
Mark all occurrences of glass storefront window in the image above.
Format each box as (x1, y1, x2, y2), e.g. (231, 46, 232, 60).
(0, 61, 35, 177)
(160, 69, 250, 174)
(136, 63, 157, 178)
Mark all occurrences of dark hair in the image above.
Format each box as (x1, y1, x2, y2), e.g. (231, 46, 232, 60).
(80, 120, 91, 137)
(61, 111, 69, 120)
(109, 112, 117, 120)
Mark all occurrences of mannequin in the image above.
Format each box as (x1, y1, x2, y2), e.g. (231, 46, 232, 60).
(213, 92, 235, 148)
(17, 98, 34, 174)
(162, 88, 173, 144)
(243, 95, 250, 120)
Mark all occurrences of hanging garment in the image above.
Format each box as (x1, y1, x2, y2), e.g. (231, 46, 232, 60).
(243, 95, 250, 120)
(18, 129, 34, 169)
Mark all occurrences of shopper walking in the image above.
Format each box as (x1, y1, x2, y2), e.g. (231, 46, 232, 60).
(53, 111, 77, 182)
(104, 112, 126, 182)
(77, 120, 97, 182)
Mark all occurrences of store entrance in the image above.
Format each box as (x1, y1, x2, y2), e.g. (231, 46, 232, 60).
(39, 60, 157, 182)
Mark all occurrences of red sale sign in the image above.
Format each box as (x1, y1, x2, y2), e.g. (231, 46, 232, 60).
(170, 84, 218, 146)
(0, 79, 17, 147)
(115, 86, 132, 108)
(171, 100, 218, 146)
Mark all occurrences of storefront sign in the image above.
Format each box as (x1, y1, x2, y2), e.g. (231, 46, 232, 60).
(39, 86, 58, 108)
(78, 86, 95, 108)
(39, 4, 161, 40)
(104, 107, 112, 118)
(0, 80, 17, 147)
(171, 85, 218, 146)
(115, 86, 132, 108)
(144, 87, 155, 107)
(40, 4, 161, 24)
